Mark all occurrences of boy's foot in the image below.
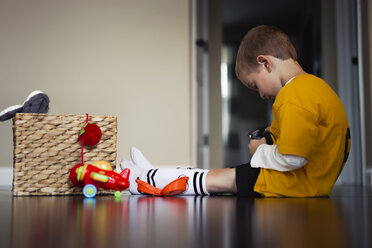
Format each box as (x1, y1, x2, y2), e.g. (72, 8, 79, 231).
(120, 146, 210, 196)
(130, 147, 153, 169)
(120, 147, 155, 194)
(120, 159, 144, 194)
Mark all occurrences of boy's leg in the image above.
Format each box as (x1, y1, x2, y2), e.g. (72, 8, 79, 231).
(121, 147, 210, 195)
(234, 163, 261, 197)
(206, 164, 261, 196)
(205, 168, 237, 194)
(121, 147, 260, 197)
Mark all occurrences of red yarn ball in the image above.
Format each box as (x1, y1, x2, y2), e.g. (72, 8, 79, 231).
(80, 123, 102, 146)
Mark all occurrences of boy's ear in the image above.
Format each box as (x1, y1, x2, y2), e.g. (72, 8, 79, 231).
(257, 55, 272, 72)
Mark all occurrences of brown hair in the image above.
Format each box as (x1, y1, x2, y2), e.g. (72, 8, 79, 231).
(235, 25, 297, 78)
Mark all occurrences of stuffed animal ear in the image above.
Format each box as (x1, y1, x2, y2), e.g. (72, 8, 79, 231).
(22, 90, 49, 114)
(0, 90, 49, 122)
(0, 105, 23, 121)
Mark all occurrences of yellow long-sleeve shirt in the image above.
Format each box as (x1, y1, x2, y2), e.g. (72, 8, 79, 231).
(254, 74, 350, 197)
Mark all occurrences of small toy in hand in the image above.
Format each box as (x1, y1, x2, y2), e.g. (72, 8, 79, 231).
(247, 125, 275, 145)
(69, 114, 130, 198)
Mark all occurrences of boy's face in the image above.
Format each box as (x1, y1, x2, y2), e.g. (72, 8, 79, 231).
(239, 66, 282, 99)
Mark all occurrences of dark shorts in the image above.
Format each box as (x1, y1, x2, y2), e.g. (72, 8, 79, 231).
(235, 163, 262, 197)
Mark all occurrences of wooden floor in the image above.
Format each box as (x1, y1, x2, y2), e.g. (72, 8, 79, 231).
(1, 185, 371, 248)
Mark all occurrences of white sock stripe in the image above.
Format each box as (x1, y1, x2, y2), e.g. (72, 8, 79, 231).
(199, 172, 205, 195)
(193, 172, 200, 195)
(202, 172, 209, 195)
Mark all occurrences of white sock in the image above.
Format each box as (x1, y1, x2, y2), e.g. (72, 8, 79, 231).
(120, 158, 153, 194)
(121, 147, 209, 196)
(138, 167, 210, 196)
(130, 147, 153, 169)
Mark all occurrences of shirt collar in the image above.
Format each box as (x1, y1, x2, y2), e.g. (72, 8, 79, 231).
(284, 76, 296, 86)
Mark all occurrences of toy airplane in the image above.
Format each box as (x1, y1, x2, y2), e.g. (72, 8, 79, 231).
(69, 160, 130, 198)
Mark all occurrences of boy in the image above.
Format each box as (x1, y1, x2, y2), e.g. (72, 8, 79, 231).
(121, 25, 350, 197)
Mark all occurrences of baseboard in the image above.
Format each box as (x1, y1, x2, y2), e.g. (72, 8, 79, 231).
(0, 167, 12, 190)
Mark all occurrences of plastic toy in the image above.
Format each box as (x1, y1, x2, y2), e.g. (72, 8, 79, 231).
(247, 125, 275, 145)
(70, 160, 130, 198)
(69, 114, 130, 198)
(135, 176, 189, 196)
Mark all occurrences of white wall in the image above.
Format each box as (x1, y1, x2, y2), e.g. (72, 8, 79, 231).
(0, 0, 191, 168)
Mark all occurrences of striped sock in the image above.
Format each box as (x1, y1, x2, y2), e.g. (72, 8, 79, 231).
(139, 167, 210, 196)
(125, 146, 209, 195)
(140, 168, 209, 195)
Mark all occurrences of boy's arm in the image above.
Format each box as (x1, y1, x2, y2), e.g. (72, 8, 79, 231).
(250, 144, 308, 172)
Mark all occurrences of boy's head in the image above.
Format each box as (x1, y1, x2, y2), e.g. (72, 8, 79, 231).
(235, 25, 297, 78)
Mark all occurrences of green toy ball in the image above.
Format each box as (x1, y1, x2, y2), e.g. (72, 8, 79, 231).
(114, 191, 121, 198)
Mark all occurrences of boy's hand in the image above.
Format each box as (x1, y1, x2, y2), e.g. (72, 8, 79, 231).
(248, 137, 266, 156)
(265, 125, 271, 132)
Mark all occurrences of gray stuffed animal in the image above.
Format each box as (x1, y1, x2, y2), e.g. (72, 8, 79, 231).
(0, 90, 49, 121)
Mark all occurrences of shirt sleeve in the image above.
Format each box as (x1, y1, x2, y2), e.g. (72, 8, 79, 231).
(251, 144, 308, 172)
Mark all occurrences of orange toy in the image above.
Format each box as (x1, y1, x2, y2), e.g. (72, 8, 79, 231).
(136, 177, 189, 196)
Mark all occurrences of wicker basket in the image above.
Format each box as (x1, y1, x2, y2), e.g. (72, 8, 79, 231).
(12, 113, 118, 196)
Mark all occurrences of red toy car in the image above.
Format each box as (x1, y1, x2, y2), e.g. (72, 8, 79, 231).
(69, 160, 130, 198)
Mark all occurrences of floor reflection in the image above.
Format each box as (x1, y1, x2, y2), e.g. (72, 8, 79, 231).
(7, 189, 372, 248)
(12, 195, 130, 248)
(251, 198, 349, 248)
